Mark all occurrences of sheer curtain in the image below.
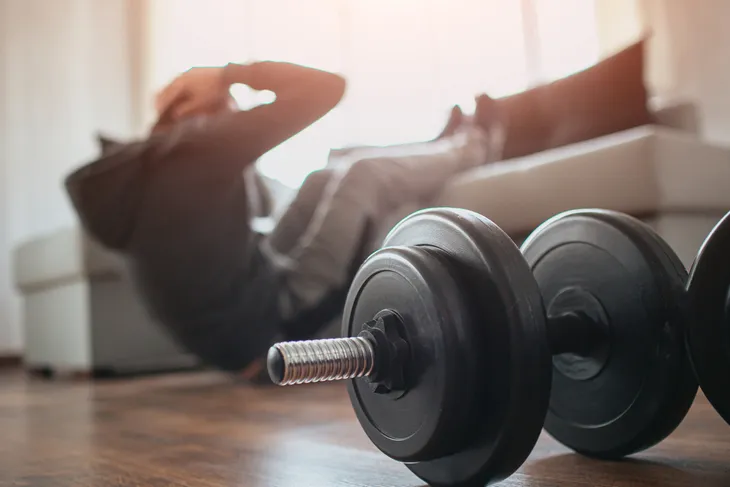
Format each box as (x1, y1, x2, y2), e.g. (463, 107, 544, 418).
(146, 0, 599, 187)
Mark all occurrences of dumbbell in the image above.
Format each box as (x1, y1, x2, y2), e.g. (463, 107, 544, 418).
(687, 210, 730, 425)
(267, 208, 698, 487)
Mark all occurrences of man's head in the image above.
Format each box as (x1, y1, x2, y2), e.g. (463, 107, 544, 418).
(150, 92, 238, 135)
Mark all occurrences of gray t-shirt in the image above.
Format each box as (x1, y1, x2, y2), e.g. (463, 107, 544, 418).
(65, 62, 346, 371)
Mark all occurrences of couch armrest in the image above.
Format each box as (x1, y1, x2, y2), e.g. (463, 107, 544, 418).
(14, 228, 126, 292)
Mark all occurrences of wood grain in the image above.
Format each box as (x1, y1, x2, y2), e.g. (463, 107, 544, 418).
(0, 369, 728, 487)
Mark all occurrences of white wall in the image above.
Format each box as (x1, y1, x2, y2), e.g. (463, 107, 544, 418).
(595, 0, 643, 57)
(638, 0, 730, 145)
(0, 0, 13, 353)
(0, 0, 140, 352)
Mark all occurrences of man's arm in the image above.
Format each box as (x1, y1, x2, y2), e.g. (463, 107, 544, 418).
(181, 61, 346, 163)
(222, 61, 346, 159)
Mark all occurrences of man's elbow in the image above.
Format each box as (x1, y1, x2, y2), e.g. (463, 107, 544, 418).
(326, 73, 347, 107)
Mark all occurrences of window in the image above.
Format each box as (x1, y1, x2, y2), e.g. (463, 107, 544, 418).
(146, 0, 599, 187)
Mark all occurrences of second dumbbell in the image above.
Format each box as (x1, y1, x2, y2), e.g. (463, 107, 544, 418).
(686, 210, 730, 425)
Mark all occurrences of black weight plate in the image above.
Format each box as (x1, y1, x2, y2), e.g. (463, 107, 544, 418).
(343, 208, 551, 487)
(344, 244, 479, 462)
(687, 211, 730, 425)
(522, 209, 697, 458)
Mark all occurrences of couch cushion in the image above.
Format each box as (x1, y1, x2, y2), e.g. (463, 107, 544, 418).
(435, 125, 730, 235)
(14, 228, 126, 292)
(328, 140, 455, 167)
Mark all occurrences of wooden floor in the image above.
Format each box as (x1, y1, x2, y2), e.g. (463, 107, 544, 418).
(1, 370, 729, 487)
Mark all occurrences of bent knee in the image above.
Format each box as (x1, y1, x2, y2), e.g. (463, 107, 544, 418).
(302, 168, 335, 192)
(339, 156, 390, 188)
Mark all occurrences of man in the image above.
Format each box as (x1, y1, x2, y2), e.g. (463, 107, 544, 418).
(66, 61, 495, 378)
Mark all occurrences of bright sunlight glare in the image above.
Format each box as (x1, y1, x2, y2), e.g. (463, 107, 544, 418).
(148, 0, 599, 188)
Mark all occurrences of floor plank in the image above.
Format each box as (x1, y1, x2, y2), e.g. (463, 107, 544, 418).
(0, 370, 728, 486)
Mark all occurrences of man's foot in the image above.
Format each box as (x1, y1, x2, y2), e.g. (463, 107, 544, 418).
(240, 356, 273, 384)
(474, 94, 506, 163)
(435, 105, 466, 140)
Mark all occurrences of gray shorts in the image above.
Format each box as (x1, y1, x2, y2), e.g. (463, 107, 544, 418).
(265, 126, 491, 325)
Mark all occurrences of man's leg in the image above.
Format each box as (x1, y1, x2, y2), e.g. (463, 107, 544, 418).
(267, 168, 335, 255)
(278, 126, 489, 321)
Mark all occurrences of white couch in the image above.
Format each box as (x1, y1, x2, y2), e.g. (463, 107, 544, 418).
(14, 230, 199, 376)
(327, 100, 729, 269)
(435, 100, 730, 269)
(13, 100, 729, 375)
